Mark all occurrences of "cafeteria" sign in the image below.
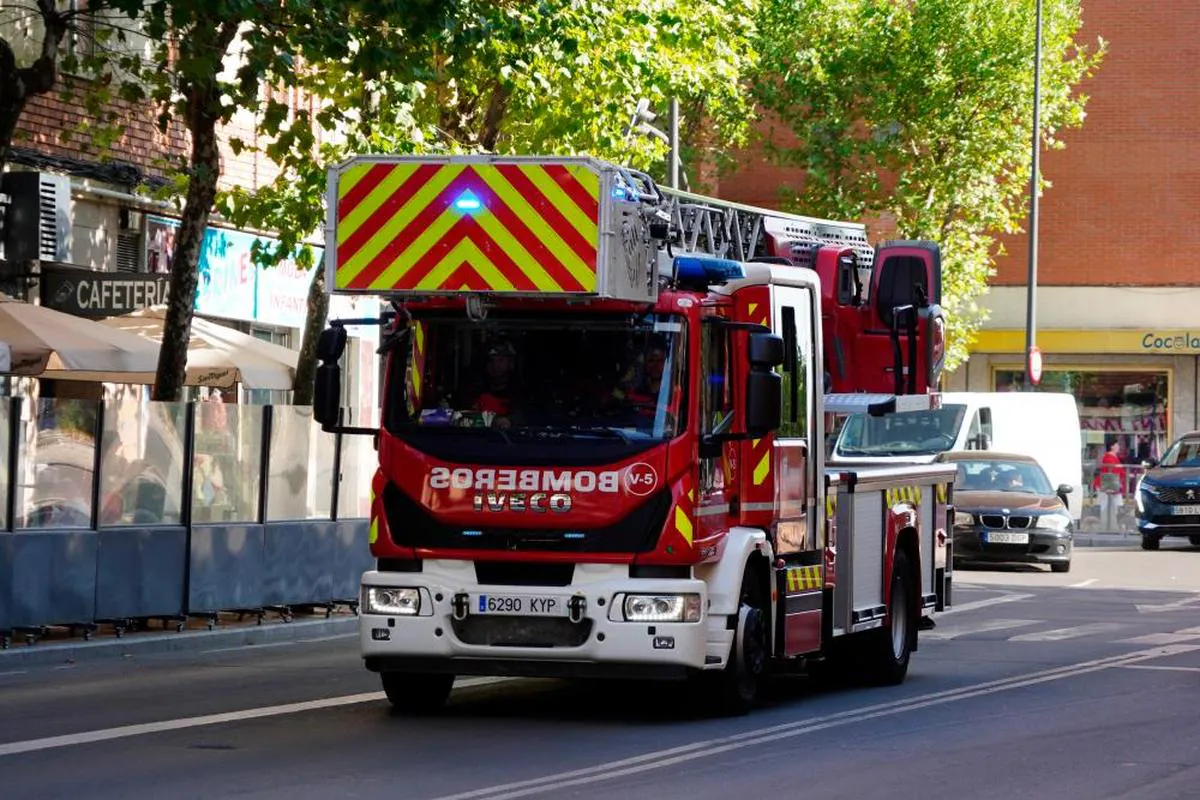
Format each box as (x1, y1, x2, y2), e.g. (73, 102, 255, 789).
(41, 268, 170, 317)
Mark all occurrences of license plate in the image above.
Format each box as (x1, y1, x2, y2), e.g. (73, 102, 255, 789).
(473, 594, 568, 617)
(1171, 504, 1200, 515)
(986, 531, 1029, 545)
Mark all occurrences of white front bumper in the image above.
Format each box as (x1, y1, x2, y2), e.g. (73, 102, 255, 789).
(358, 560, 732, 677)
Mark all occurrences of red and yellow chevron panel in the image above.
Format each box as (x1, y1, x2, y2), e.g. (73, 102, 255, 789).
(332, 159, 601, 294)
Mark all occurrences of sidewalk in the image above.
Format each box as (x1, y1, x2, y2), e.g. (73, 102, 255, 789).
(0, 608, 358, 668)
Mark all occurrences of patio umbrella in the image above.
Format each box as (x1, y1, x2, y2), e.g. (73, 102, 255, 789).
(0, 294, 163, 381)
(89, 306, 299, 390)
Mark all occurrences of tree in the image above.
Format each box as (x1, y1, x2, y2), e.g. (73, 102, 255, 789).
(0, 0, 143, 175)
(218, 0, 759, 405)
(98, 0, 444, 402)
(752, 0, 1105, 369)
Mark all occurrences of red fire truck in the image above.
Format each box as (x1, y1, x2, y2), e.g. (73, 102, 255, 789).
(314, 155, 957, 714)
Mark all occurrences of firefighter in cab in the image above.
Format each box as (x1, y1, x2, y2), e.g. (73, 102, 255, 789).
(472, 340, 520, 429)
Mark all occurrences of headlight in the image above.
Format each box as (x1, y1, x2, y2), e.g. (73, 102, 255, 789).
(1137, 481, 1156, 513)
(1035, 513, 1072, 532)
(954, 511, 975, 527)
(363, 586, 421, 616)
(621, 593, 702, 623)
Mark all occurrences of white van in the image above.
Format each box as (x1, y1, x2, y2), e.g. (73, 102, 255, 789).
(830, 392, 1083, 521)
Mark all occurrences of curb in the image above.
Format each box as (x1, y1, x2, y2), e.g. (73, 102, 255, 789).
(0, 616, 358, 668)
(1074, 532, 1141, 548)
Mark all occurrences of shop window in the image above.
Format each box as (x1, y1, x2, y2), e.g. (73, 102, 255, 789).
(994, 368, 1169, 523)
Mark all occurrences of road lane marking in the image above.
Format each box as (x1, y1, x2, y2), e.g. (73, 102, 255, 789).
(1069, 579, 1099, 588)
(1008, 623, 1124, 642)
(1120, 665, 1200, 673)
(936, 593, 1033, 616)
(0, 677, 505, 758)
(431, 644, 1200, 800)
(1118, 627, 1200, 646)
(1135, 595, 1200, 613)
(199, 634, 355, 655)
(922, 619, 1040, 641)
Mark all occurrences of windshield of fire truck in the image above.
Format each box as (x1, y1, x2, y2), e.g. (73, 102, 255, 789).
(834, 404, 968, 456)
(388, 311, 687, 449)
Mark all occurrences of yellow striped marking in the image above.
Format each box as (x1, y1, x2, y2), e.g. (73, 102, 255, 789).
(785, 565, 823, 593)
(368, 517, 379, 545)
(522, 165, 598, 242)
(936, 483, 947, 504)
(475, 167, 596, 290)
(753, 450, 771, 486)
(886, 485, 923, 506)
(674, 506, 694, 545)
(337, 164, 464, 284)
(411, 324, 424, 397)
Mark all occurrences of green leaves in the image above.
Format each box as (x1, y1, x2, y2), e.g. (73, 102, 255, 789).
(753, 0, 1104, 370)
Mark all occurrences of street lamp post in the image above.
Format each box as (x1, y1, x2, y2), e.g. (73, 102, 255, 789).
(1024, 0, 1044, 389)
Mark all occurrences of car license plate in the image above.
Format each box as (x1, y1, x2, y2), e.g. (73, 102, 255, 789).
(986, 531, 1029, 545)
(1171, 505, 1200, 515)
(473, 594, 568, 617)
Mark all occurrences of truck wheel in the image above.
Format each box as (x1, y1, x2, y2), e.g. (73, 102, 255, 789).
(711, 570, 768, 716)
(1189, 536, 1200, 547)
(381, 672, 455, 714)
(860, 550, 914, 687)
(1141, 535, 1161, 551)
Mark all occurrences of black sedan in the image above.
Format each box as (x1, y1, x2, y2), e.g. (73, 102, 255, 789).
(1136, 431, 1200, 551)
(935, 451, 1075, 573)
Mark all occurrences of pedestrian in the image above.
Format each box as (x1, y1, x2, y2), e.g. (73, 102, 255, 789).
(1093, 439, 1127, 532)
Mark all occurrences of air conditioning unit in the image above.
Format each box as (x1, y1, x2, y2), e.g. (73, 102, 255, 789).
(0, 171, 71, 263)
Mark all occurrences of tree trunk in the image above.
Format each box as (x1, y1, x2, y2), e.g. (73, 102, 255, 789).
(291, 265, 329, 406)
(152, 19, 241, 402)
(0, 3, 66, 175)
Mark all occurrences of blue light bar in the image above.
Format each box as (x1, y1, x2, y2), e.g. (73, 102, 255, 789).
(453, 190, 483, 212)
(673, 255, 745, 286)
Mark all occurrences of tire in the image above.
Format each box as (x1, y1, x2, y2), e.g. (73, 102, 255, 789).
(381, 672, 455, 714)
(1141, 535, 1161, 551)
(1189, 536, 1200, 547)
(710, 568, 769, 716)
(859, 550, 914, 687)
(1050, 560, 1071, 574)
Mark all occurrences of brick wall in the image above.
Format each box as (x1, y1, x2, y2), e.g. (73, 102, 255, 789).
(990, 0, 1200, 287)
(719, 1, 1200, 288)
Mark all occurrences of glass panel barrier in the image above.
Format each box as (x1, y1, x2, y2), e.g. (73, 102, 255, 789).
(99, 392, 187, 526)
(192, 402, 264, 524)
(266, 406, 335, 521)
(0, 399, 9, 531)
(17, 398, 98, 529)
(337, 433, 375, 520)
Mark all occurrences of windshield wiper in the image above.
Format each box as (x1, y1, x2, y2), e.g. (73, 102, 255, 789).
(521, 425, 636, 444)
(401, 425, 511, 445)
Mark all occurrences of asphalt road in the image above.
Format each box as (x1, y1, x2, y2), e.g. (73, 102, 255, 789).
(2, 548, 1200, 800)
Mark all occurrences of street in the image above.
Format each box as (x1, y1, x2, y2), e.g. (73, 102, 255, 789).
(2, 547, 1199, 800)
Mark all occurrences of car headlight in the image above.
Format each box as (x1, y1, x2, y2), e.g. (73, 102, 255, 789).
(363, 586, 421, 616)
(1035, 513, 1072, 532)
(954, 511, 975, 527)
(620, 593, 702, 623)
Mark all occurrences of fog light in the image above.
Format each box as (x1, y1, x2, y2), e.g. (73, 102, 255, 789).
(622, 594, 701, 623)
(364, 587, 421, 616)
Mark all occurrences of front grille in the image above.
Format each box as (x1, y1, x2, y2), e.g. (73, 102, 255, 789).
(382, 482, 672, 554)
(451, 616, 593, 648)
(1155, 487, 1200, 504)
(980, 514, 1032, 529)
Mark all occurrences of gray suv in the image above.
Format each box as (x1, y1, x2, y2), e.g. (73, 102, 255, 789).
(1135, 431, 1200, 551)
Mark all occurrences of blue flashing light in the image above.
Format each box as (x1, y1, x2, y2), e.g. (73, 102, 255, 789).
(673, 255, 745, 287)
(453, 190, 483, 212)
(611, 185, 630, 201)
(462, 529, 483, 537)
(563, 532, 586, 540)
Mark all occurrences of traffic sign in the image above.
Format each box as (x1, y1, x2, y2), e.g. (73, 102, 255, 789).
(1028, 346, 1043, 386)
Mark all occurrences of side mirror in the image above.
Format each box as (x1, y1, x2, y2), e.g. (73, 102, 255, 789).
(317, 326, 348, 364)
(313, 363, 342, 428)
(745, 369, 782, 436)
(970, 433, 991, 451)
(1056, 484, 1073, 496)
(1142, 458, 1158, 468)
(748, 332, 785, 367)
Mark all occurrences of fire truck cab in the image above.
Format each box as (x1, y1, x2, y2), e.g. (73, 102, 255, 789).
(314, 155, 956, 715)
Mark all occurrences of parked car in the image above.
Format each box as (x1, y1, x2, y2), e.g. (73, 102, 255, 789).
(935, 451, 1075, 573)
(1135, 431, 1200, 551)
